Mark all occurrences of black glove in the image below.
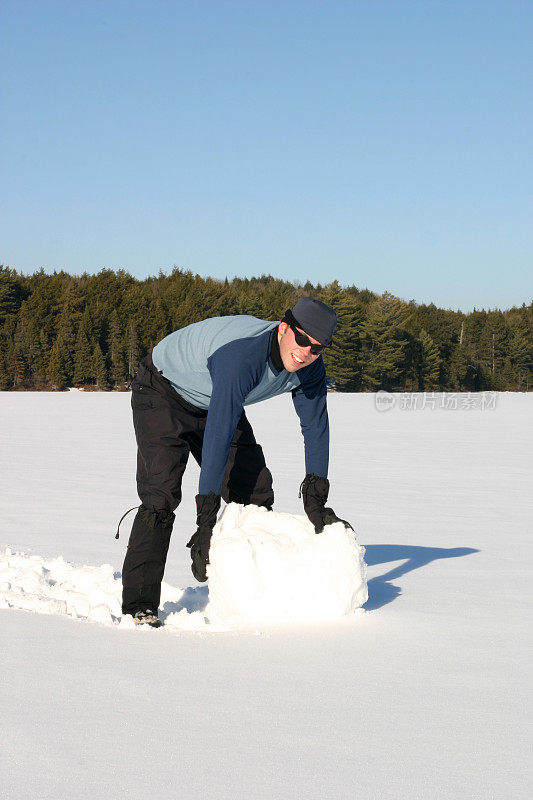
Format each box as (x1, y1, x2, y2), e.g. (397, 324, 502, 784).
(299, 474, 353, 534)
(186, 492, 221, 582)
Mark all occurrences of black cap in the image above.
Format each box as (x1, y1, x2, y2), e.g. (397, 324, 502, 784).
(288, 297, 337, 346)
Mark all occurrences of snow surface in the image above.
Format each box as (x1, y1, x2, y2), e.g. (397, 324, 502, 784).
(1, 391, 532, 799)
(0, 547, 213, 632)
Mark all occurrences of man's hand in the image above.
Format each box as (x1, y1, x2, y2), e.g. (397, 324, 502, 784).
(186, 492, 221, 581)
(299, 473, 353, 534)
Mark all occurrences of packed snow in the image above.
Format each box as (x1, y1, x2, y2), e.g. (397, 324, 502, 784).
(0, 548, 121, 624)
(0, 547, 213, 631)
(1, 391, 532, 800)
(207, 503, 367, 625)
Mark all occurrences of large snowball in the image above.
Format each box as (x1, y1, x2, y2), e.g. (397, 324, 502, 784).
(206, 503, 368, 626)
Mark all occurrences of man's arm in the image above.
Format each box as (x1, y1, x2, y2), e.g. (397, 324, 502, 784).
(292, 358, 352, 533)
(291, 356, 329, 478)
(198, 338, 263, 495)
(293, 359, 353, 533)
(187, 338, 264, 581)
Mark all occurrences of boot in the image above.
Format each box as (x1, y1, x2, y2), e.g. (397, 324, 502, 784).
(132, 609, 163, 628)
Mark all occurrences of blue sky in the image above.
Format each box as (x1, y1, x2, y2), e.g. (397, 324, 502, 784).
(1, 0, 531, 311)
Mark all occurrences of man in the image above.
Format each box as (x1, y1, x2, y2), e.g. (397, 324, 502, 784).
(121, 296, 349, 627)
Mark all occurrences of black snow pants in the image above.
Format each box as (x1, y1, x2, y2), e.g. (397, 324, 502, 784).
(121, 354, 274, 615)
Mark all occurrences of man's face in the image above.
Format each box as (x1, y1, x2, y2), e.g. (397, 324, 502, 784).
(277, 322, 322, 372)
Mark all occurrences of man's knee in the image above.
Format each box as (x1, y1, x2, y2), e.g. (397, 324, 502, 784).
(122, 505, 175, 587)
(136, 476, 183, 513)
(250, 465, 274, 509)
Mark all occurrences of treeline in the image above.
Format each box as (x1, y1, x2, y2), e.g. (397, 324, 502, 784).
(0, 265, 531, 392)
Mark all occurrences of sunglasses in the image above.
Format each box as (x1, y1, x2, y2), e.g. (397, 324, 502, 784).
(288, 323, 326, 355)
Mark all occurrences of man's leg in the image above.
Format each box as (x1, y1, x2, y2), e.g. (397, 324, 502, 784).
(221, 411, 274, 509)
(121, 359, 206, 615)
(122, 507, 176, 616)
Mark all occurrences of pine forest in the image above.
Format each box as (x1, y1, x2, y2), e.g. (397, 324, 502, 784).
(0, 266, 531, 392)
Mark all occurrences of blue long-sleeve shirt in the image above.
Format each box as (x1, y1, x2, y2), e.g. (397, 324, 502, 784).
(152, 315, 329, 495)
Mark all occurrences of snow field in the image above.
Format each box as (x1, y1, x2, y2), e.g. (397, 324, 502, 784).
(1, 391, 532, 800)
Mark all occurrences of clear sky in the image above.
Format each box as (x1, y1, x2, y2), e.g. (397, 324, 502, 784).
(1, 0, 531, 311)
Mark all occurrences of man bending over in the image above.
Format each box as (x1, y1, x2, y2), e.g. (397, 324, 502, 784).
(121, 297, 349, 626)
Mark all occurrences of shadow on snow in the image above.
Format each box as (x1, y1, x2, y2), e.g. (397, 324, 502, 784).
(160, 585, 210, 619)
(363, 544, 479, 611)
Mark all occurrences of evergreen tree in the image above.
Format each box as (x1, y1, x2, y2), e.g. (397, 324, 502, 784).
(0, 317, 15, 387)
(0, 352, 9, 390)
(479, 312, 509, 386)
(360, 293, 408, 390)
(323, 303, 364, 390)
(419, 329, 441, 390)
(448, 342, 483, 391)
(147, 297, 169, 347)
(12, 300, 48, 384)
(73, 325, 93, 384)
(37, 329, 50, 380)
(0, 266, 27, 323)
(8, 300, 35, 386)
(318, 282, 362, 390)
(21, 320, 44, 383)
(318, 280, 343, 310)
(10, 351, 26, 387)
(80, 304, 98, 345)
(107, 309, 125, 386)
(93, 342, 108, 388)
(126, 320, 140, 378)
(507, 317, 533, 390)
(54, 307, 76, 383)
(46, 338, 68, 389)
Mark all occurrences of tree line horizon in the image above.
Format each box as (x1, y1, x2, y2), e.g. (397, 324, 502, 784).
(0, 265, 531, 392)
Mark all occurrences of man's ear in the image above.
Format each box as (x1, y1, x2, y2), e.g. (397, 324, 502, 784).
(279, 321, 288, 336)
